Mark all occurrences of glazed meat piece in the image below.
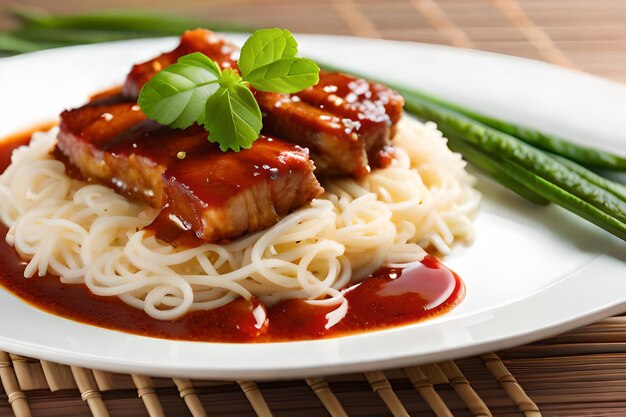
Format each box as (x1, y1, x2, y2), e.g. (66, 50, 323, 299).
(258, 72, 403, 176)
(57, 101, 323, 243)
(123, 29, 239, 98)
(123, 29, 404, 177)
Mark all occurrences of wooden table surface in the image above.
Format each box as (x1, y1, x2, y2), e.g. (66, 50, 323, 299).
(2, 0, 626, 83)
(1, 1, 625, 417)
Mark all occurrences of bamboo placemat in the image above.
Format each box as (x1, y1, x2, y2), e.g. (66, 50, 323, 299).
(1, 0, 626, 415)
(2, 317, 626, 416)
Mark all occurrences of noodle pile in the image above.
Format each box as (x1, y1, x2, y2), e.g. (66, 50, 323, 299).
(0, 118, 480, 321)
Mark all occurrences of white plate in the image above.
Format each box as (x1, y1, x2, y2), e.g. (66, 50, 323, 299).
(0, 35, 624, 380)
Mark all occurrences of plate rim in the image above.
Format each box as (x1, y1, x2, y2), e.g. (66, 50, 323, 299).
(0, 36, 624, 380)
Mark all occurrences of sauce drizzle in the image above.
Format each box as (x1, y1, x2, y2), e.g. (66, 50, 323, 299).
(0, 131, 465, 343)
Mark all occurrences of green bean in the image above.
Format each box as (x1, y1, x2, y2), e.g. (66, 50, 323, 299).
(548, 153, 626, 202)
(11, 9, 252, 35)
(403, 94, 626, 224)
(11, 28, 155, 45)
(399, 88, 626, 170)
(502, 160, 626, 240)
(444, 134, 550, 205)
(0, 32, 61, 54)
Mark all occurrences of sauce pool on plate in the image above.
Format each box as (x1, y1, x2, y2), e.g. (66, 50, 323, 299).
(0, 130, 465, 343)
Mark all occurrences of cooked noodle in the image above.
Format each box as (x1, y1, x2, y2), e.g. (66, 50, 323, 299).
(0, 118, 480, 321)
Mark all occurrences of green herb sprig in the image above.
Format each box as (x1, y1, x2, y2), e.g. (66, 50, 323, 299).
(137, 28, 320, 152)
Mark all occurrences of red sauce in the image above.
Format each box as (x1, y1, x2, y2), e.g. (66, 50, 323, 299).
(88, 85, 123, 102)
(0, 122, 57, 168)
(0, 132, 465, 342)
(144, 206, 206, 248)
(376, 145, 398, 169)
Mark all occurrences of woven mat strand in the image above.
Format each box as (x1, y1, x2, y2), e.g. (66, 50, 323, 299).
(1, 351, 537, 417)
(2, 318, 626, 416)
(3, 319, 625, 416)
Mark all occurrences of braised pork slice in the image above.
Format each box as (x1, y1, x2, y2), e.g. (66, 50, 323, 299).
(122, 29, 239, 98)
(57, 101, 323, 243)
(123, 29, 404, 177)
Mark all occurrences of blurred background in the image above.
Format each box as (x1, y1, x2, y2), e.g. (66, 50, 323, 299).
(1, 0, 625, 83)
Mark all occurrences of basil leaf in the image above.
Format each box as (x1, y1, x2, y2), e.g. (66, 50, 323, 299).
(203, 84, 262, 152)
(138, 29, 320, 154)
(138, 52, 221, 129)
(219, 67, 243, 89)
(238, 28, 297, 77)
(245, 57, 320, 93)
